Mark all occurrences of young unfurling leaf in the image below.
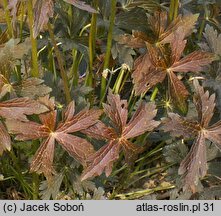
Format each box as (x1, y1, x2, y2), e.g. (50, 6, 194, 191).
(162, 79, 221, 192)
(6, 96, 102, 180)
(81, 90, 160, 181)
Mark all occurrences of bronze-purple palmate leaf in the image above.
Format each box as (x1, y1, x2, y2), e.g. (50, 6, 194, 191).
(6, 96, 102, 180)
(132, 29, 215, 113)
(81, 90, 160, 181)
(162, 79, 221, 192)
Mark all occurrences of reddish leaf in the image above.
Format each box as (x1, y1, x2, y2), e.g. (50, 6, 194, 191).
(55, 133, 95, 165)
(81, 140, 121, 181)
(123, 102, 159, 139)
(0, 91, 48, 154)
(57, 108, 103, 133)
(38, 95, 55, 111)
(120, 138, 143, 165)
(132, 53, 166, 95)
(0, 97, 48, 121)
(178, 132, 207, 193)
(160, 13, 199, 44)
(6, 98, 102, 179)
(163, 80, 221, 191)
(132, 30, 215, 112)
(116, 31, 148, 48)
(149, 11, 167, 41)
(103, 90, 128, 133)
(6, 119, 50, 140)
(170, 28, 187, 63)
(162, 113, 200, 139)
(82, 121, 117, 141)
(30, 136, 56, 180)
(81, 91, 159, 180)
(33, 0, 54, 38)
(168, 71, 189, 113)
(193, 79, 216, 128)
(169, 51, 215, 73)
(128, 11, 210, 111)
(204, 121, 221, 150)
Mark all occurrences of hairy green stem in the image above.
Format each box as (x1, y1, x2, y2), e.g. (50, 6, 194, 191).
(47, 23, 71, 103)
(27, 0, 39, 77)
(100, 0, 117, 102)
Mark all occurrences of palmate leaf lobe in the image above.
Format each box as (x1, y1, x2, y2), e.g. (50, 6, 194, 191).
(81, 90, 160, 180)
(33, 0, 54, 38)
(178, 132, 207, 193)
(6, 97, 102, 179)
(203, 24, 221, 57)
(0, 97, 48, 121)
(0, 96, 48, 155)
(163, 79, 221, 192)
